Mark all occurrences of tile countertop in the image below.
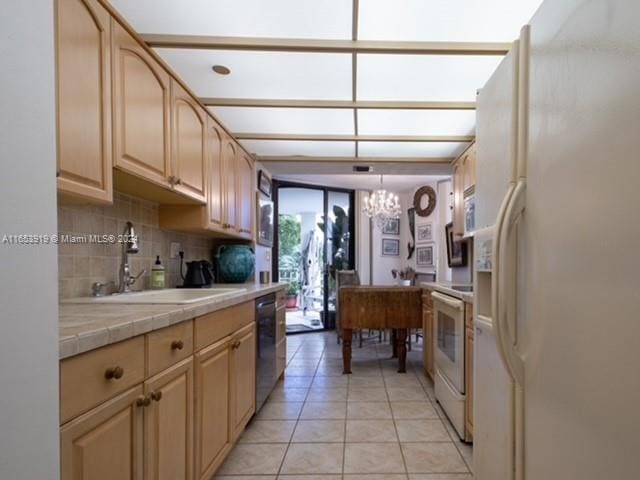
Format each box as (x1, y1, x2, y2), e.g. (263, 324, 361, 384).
(59, 283, 287, 360)
(421, 281, 474, 304)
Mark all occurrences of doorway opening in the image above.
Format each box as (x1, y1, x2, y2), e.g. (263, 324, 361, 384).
(273, 181, 355, 334)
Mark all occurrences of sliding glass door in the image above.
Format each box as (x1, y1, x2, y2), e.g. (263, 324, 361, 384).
(274, 181, 355, 334)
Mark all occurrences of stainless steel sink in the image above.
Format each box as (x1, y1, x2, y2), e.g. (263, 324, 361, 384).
(63, 288, 247, 305)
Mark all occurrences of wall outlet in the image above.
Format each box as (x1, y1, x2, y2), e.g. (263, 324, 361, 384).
(170, 242, 181, 259)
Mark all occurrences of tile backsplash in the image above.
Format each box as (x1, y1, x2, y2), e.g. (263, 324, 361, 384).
(58, 191, 214, 298)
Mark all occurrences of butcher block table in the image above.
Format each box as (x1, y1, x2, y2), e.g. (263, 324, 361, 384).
(339, 286, 422, 373)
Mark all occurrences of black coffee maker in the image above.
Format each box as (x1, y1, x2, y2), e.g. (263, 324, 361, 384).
(179, 255, 214, 288)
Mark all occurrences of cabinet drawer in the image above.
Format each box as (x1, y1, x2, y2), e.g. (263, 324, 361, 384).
(146, 320, 193, 377)
(60, 336, 145, 424)
(195, 301, 255, 351)
(276, 306, 286, 341)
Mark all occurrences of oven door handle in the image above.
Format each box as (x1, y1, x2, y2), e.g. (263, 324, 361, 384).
(431, 291, 464, 310)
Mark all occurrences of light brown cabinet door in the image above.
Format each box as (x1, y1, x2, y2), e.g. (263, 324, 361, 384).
(143, 357, 194, 480)
(61, 385, 144, 480)
(230, 323, 256, 440)
(194, 338, 231, 480)
(452, 160, 464, 237)
(112, 22, 171, 187)
(236, 154, 254, 238)
(423, 307, 434, 380)
(56, 0, 112, 203)
(171, 80, 206, 203)
(221, 138, 237, 231)
(462, 145, 476, 193)
(465, 327, 474, 438)
(207, 119, 224, 230)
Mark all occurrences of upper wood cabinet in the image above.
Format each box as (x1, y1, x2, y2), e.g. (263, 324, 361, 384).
(236, 154, 254, 238)
(229, 323, 256, 441)
(144, 357, 194, 480)
(56, 0, 113, 204)
(221, 137, 238, 231)
(462, 144, 477, 193)
(171, 80, 207, 203)
(194, 338, 231, 480)
(112, 21, 172, 188)
(61, 386, 144, 480)
(452, 142, 476, 237)
(207, 119, 224, 230)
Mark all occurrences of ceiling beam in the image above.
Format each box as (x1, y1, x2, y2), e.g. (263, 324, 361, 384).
(235, 133, 474, 142)
(201, 98, 476, 110)
(142, 34, 510, 56)
(257, 156, 453, 164)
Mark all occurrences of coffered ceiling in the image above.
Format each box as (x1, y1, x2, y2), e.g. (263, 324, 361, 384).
(110, 0, 543, 173)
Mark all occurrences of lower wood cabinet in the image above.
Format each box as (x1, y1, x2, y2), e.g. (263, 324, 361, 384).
(194, 338, 231, 480)
(144, 357, 194, 480)
(61, 385, 144, 480)
(229, 323, 256, 441)
(60, 300, 263, 480)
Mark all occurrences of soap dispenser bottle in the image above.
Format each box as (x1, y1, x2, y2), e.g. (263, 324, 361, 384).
(151, 255, 165, 289)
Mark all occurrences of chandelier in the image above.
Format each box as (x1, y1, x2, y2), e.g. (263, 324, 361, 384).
(362, 175, 402, 229)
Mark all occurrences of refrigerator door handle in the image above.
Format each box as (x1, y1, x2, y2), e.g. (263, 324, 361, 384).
(497, 180, 526, 386)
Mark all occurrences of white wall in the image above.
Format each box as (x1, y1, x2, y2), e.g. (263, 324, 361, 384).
(0, 1, 60, 478)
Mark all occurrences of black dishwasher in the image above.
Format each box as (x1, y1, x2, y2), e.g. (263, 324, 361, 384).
(255, 294, 277, 412)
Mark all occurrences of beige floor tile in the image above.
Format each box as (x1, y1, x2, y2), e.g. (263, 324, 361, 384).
(269, 388, 309, 402)
(348, 387, 388, 402)
(279, 476, 342, 480)
(456, 442, 473, 471)
(401, 443, 468, 473)
(386, 387, 429, 402)
(300, 402, 347, 420)
(346, 420, 398, 442)
(347, 402, 393, 419)
(307, 387, 348, 402)
(280, 443, 344, 474)
(286, 367, 319, 377)
(217, 476, 277, 480)
(283, 376, 314, 388)
(315, 365, 345, 377)
(395, 420, 450, 442)
(383, 376, 423, 388)
(408, 475, 472, 480)
(345, 475, 407, 480)
(312, 375, 349, 387)
(256, 402, 304, 420)
(217, 443, 288, 475)
(292, 419, 346, 443)
(390, 402, 438, 420)
(238, 420, 296, 443)
(349, 376, 386, 388)
(344, 443, 406, 474)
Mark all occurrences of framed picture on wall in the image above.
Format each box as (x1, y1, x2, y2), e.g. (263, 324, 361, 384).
(381, 238, 400, 257)
(445, 222, 467, 267)
(416, 223, 433, 243)
(416, 245, 435, 267)
(257, 170, 272, 198)
(256, 193, 274, 247)
(382, 218, 400, 235)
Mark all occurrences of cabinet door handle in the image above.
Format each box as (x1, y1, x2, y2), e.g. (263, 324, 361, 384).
(174, 177, 182, 185)
(150, 390, 163, 402)
(104, 366, 124, 380)
(136, 395, 151, 407)
(231, 341, 241, 350)
(171, 340, 184, 350)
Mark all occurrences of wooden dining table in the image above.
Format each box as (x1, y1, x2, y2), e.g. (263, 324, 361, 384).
(338, 286, 423, 373)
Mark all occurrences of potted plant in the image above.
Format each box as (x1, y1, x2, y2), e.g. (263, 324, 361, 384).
(285, 281, 299, 309)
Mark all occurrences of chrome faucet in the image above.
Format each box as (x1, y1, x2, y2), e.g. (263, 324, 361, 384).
(118, 221, 146, 293)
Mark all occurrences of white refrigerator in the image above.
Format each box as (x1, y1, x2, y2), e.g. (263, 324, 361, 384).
(473, 1, 640, 479)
